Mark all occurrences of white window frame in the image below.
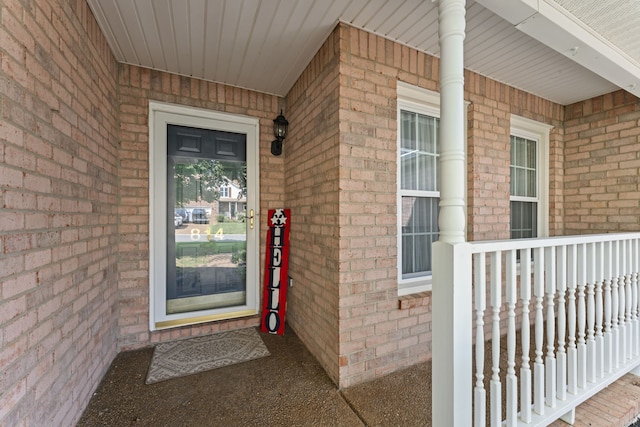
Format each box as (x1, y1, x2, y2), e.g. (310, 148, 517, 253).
(148, 101, 260, 331)
(510, 115, 552, 238)
(397, 83, 442, 296)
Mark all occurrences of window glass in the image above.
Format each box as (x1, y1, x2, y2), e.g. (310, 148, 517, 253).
(401, 112, 439, 192)
(400, 110, 439, 279)
(510, 135, 537, 198)
(401, 196, 439, 277)
(166, 125, 248, 315)
(510, 201, 538, 239)
(510, 134, 538, 239)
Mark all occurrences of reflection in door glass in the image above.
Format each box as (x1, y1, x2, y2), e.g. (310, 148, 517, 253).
(166, 126, 247, 315)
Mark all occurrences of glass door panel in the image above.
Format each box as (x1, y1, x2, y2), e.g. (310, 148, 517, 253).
(166, 125, 247, 315)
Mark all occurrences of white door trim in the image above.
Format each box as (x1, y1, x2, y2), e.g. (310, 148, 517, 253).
(148, 101, 260, 331)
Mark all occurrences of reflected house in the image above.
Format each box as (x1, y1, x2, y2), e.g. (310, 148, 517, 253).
(218, 181, 247, 220)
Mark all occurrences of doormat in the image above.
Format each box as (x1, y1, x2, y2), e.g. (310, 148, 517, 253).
(145, 328, 270, 384)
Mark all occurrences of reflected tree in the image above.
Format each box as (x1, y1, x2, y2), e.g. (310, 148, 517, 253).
(174, 160, 246, 206)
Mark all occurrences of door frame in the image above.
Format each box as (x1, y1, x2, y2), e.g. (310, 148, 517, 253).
(148, 101, 260, 331)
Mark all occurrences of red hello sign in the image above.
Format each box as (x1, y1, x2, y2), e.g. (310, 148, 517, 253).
(260, 209, 290, 335)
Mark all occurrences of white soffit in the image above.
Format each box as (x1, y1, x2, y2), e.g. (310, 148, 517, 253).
(87, 0, 630, 104)
(476, 0, 640, 99)
(554, 0, 640, 62)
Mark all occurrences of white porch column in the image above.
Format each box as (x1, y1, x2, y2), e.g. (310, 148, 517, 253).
(432, 0, 472, 426)
(437, 0, 467, 245)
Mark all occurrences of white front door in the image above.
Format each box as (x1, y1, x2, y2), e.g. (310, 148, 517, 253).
(149, 102, 260, 330)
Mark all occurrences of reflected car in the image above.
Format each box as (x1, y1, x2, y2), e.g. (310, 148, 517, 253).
(192, 208, 209, 224)
(174, 213, 183, 227)
(175, 208, 190, 223)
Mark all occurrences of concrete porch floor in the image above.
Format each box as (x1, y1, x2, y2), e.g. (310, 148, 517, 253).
(78, 326, 640, 426)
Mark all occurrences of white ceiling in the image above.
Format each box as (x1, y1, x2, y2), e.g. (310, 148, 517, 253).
(86, 0, 640, 105)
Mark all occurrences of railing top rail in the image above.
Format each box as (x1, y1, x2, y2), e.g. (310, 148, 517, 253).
(467, 232, 640, 254)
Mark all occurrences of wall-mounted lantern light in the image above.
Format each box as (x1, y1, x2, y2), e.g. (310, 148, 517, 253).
(271, 110, 289, 156)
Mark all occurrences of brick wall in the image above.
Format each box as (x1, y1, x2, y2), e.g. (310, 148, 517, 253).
(564, 90, 640, 234)
(466, 74, 565, 240)
(285, 29, 342, 383)
(0, 0, 119, 425)
(466, 98, 512, 241)
(117, 64, 285, 349)
(336, 25, 419, 386)
(285, 24, 565, 388)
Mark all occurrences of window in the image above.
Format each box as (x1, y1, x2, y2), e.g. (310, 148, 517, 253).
(220, 186, 230, 198)
(397, 83, 441, 295)
(510, 115, 551, 239)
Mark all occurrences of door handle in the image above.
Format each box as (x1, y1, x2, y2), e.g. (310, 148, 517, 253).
(249, 209, 254, 229)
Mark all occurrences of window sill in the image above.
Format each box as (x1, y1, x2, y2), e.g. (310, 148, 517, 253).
(398, 291, 432, 310)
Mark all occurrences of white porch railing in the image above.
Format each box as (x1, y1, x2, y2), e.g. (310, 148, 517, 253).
(470, 233, 640, 426)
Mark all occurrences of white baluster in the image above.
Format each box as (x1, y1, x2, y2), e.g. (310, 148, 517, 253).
(556, 245, 567, 401)
(544, 247, 556, 408)
(620, 240, 627, 365)
(534, 247, 545, 415)
(506, 250, 517, 426)
(636, 238, 640, 356)
(520, 247, 532, 423)
(604, 241, 613, 374)
(567, 244, 578, 394)
(631, 239, 640, 357)
(490, 251, 502, 427)
(586, 243, 596, 383)
(474, 253, 486, 427)
(577, 244, 587, 389)
(626, 240, 633, 361)
(594, 242, 604, 379)
(612, 240, 620, 369)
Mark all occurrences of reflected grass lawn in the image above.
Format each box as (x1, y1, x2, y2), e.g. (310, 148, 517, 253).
(208, 222, 246, 235)
(176, 240, 246, 268)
